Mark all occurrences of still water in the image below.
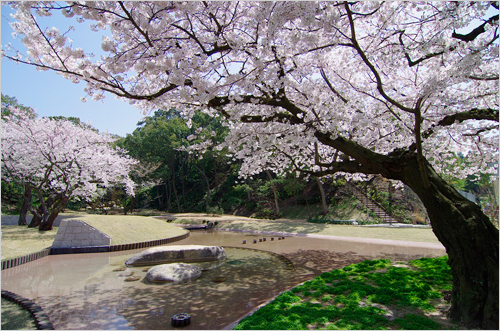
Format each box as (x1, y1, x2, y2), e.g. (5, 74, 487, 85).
(1, 230, 445, 330)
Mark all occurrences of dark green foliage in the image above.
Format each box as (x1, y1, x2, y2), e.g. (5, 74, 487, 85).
(117, 108, 338, 217)
(354, 177, 429, 224)
(234, 256, 454, 330)
(1, 180, 24, 214)
(117, 108, 233, 213)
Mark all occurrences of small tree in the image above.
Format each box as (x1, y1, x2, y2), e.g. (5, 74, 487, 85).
(1, 108, 137, 231)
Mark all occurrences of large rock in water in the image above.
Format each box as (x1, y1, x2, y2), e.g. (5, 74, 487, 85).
(145, 263, 201, 283)
(125, 245, 226, 266)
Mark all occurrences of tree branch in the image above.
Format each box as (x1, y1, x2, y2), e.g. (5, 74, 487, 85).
(118, 1, 154, 48)
(438, 108, 499, 126)
(422, 108, 499, 139)
(344, 2, 416, 114)
(240, 113, 302, 125)
(4, 55, 189, 101)
(414, 98, 430, 188)
(452, 14, 499, 42)
(468, 75, 499, 81)
(314, 130, 400, 176)
(399, 32, 451, 67)
(463, 125, 498, 137)
(280, 145, 379, 178)
(320, 68, 348, 103)
(208, 94, 306, 121)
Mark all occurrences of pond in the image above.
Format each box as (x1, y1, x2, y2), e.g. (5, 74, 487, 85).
(1, 230, 445, 330)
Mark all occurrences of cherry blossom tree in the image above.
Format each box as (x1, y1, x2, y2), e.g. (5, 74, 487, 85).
(2, 1, 498, 328)
(1, 108, 137, 231)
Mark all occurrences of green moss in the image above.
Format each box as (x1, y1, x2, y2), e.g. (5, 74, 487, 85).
(234, 257, 456, 330)
(393, 314, 443, 330)
(321, 295, 333, 302)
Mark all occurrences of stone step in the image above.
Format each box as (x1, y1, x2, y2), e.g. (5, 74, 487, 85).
(346, 183, 396, 223)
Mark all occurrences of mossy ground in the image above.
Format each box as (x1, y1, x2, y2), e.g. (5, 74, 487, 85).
(234, 256, 460, 330)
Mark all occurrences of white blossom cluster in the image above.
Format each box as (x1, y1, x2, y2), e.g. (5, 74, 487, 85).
(3, 1, 498, 181)
(1, 108, 137, 201)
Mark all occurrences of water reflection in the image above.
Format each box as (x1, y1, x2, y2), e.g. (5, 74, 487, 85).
(1, 230, 445, 330)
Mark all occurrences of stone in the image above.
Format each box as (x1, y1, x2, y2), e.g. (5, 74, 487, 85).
(119, 271, 134, 277)
(125, 276, 141, 282)
(51, 220, 110, 248)
(212, 277, 227, 283)
(145, 263, 201, 283)
(125, 245, 226, 266)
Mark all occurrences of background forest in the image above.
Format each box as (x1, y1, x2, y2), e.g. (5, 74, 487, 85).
(2, 94, 497, 226)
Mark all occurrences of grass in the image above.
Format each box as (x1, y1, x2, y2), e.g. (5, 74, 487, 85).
(1, 213, 188, 260)
(162, 213, 439, 243)
(234, 256, 457, 330)
(217, 219, 440, 243)
(1, 226, 57, 260)
(280, 204, 327, 220)
(69, 214, 188, 245)
(2, 212, 439, 261)
(1, 298, 37, 330)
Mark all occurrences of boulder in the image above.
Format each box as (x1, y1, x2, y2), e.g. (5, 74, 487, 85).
(125, 245, 226, 266)
(145, 263, 201, 283)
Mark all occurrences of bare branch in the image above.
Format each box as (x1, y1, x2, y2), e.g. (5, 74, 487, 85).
(422, 108, 499, 139)
(118, 1, 154, 48)
(438, 108, 499, 126)
(463, 125, 499, 137)
(468, 75, 499, 81)
(320, 68, 348, 103)
(399, 32, 450, 67)
(344, 2, 416, 114)
(452, 14, 499, 42)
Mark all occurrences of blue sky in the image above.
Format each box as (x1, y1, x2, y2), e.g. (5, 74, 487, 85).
(1, 4, 145, 137)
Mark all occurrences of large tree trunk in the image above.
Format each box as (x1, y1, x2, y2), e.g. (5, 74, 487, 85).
(124, 195, 134, 215)
(28, 205, 43, 228)
(27, 191, 67, 231)
(38, 195, 69, 231)
(316, 131, 497, 328)
(399, 156, 499, 329)
(18, 184, 31, 226)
